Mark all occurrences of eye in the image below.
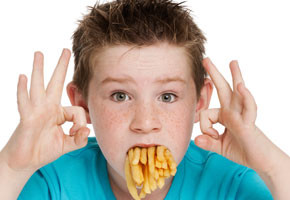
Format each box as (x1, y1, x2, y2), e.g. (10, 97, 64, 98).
(160, 93, 177, 103)
(111, 91, 130, 102)
(110, 91, 178, 103)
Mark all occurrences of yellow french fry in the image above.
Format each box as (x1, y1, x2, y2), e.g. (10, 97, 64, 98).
(139, 163, 144, 183)
(140, 148, 147, 165)
(125, 146, 177, 200)
(164, 149, 171, 160)
(148, 147, 155, 175)
(158, 168, 163, 176)
(143, 164, 151, 194)
(169, 161, 177, 170)
(148, 167, 157, 191)
(139, 189, 146, 199)
(125, 156, 140, 200)
(157, 176, 165, 189)
(154, 169, 159, 180)
(161, 160, 168, 169)
(129, 148, 134, 163)
(170, 168, 177, 176)
(155, 156, 162, 168)
(131, 164, 141, 185)
(157, 146, 166, 162)
(164, 169, 170, 178)
(132, 147, 141, 165)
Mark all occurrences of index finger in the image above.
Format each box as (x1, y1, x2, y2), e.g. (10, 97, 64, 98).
(46, 48, 71, 103)
(202, 57, 232, 107)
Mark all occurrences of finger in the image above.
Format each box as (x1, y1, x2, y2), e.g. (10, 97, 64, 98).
(30, 51, 46, 104)
(62, 126, 90, 154)
(199, 108, 220, 139)
(17, 74, 30, 116)
(229, 60, 245, 92)
(194, 134, 222, 154)
(229, 61, 245, 113)
(237, 83, 257, 124)
(61, 106, 88, 135)
(202, 58, 232, 107)
(46, 48, 71, 104)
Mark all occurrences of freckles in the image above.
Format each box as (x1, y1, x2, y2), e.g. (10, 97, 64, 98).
(99, 104, 128, 129)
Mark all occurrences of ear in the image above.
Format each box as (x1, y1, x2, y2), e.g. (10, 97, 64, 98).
(66, 81, 91, 124)
(194, 78, 214, 123)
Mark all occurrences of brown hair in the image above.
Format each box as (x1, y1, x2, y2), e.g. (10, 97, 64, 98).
(71, 0, 207, 103)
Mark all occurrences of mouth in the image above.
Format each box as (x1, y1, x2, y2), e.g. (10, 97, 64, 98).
(127, 143, 160, 154)
(132, 143, 160, 148)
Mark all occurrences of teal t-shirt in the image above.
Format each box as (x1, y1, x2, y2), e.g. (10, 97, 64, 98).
(18, 137, 273, 200)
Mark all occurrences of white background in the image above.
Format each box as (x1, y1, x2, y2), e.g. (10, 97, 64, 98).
(0, 0, 289, 156)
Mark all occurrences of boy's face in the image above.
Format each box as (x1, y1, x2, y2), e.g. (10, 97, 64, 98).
(68, 42, 212, 180)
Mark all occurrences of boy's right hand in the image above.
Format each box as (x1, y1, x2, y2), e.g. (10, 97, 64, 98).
(0, 49, 90, 173)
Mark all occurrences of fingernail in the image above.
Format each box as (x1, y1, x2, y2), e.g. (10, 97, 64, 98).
(213, 134, 219, 139)
(234, 60, 239, 66)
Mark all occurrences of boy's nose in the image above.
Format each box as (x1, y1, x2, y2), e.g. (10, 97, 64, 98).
(129, 102, 162, 134)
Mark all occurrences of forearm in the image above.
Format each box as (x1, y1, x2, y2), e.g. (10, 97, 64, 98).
(257, 153, 290, 200)
(0, 154, 35, 200)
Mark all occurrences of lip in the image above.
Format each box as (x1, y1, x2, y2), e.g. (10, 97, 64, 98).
(132, 143, 160, 148)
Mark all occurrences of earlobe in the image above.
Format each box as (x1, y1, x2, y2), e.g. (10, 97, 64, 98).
(194, 78, 214, 123)
(66, 82, 92, 124)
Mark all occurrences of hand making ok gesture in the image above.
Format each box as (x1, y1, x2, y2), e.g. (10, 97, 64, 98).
(1, 49, 90, 172)
(195, 58, 290, 178)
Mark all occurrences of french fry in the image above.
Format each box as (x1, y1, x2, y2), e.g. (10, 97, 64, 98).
(125, 156, 140, 200)
(163, 169, 170, 178)
(164, 149, 171, 160)
(131, 164, 142, 185)
(155, 156, 162, 168)
(143, 164, 151, 194)
(157, 146, 166, 162)
(148, 147, 155, 175)
(170, 168, 177, 176)
(148, 168, 157, 191)
(132, 147, 141, 165)
(140, 148, 147, 164)
(158, 168, 163, 176)
(157, 176, 165, 189)
(139, 189, 146, 199)
(161, 160, 168, 169)
(129, 148, 134, 163)
(139, 163, 144, 183)
(154, 169, 159, 180)
(125, 145, 177, 200)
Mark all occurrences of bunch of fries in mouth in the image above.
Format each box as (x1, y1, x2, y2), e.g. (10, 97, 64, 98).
(125, 145, 177, 200)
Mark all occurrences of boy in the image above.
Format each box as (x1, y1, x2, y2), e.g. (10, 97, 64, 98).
(0, 0, 290, 199)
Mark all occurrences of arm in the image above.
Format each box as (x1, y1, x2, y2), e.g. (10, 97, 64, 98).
(256, 151, 290, 200)
(194, 58, 290, 199)
(0, 49, 90, 199)
(0, 156, 35, 200)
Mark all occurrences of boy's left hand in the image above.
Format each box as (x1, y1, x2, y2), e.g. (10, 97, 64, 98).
(194, 58, 290, 177)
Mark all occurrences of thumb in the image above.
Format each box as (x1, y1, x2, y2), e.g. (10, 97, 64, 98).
(194, 134, 221, 154)
(62, 127, 90, 154)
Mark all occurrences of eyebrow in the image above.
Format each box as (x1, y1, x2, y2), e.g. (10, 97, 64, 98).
(100, 75, 187, 85)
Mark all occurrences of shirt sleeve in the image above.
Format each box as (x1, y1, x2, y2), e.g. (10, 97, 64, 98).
(17, 170, 51, 200)
(236, 168, 273, 200)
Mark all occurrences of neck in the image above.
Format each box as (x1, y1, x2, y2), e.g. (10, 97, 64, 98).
(107, 163, 173, 200)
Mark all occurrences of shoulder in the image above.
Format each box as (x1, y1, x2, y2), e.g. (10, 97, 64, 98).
(41, 137, 102, 176)
(19, 137, 107, 200)
(182, 140, 273, 199)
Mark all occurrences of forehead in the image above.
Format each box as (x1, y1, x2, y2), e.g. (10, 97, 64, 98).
(91, 42, 192, 85)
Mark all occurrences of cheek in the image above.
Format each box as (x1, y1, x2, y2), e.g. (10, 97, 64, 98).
(166, 101, 195, 164)
(90, 102, 126, 150)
